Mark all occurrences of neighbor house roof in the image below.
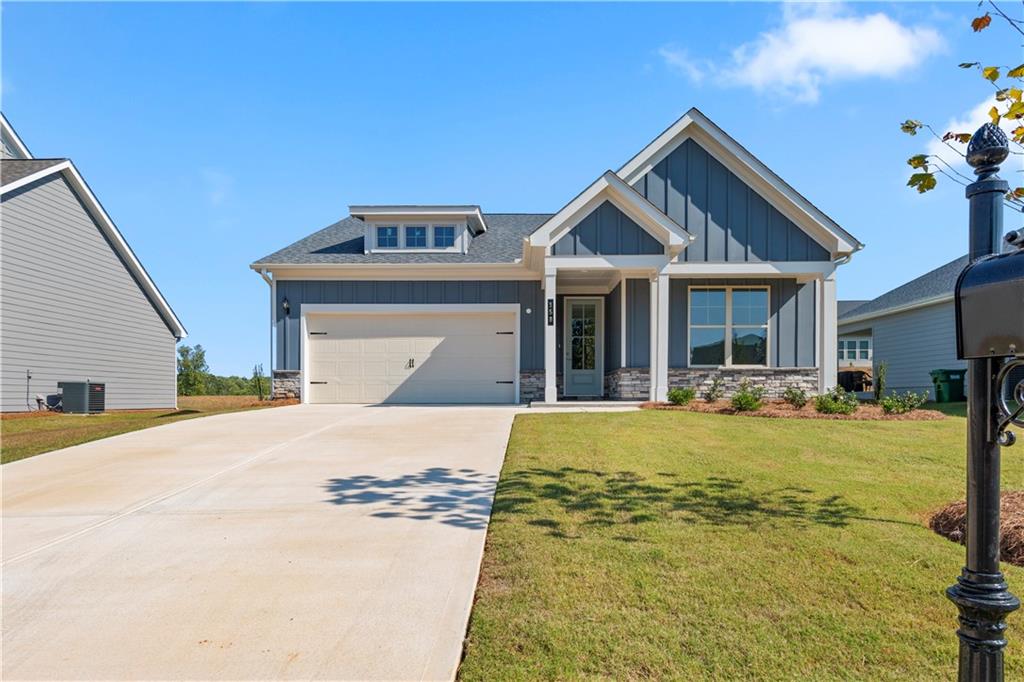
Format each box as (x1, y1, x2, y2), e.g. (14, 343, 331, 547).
(838, 255, 967, 325)
(1, 112, 32, 159)
(1, 156, 188, 339)
(837, 300, 869, 317)
(1, 158, 67, 185)
(252, 214, 552, 266)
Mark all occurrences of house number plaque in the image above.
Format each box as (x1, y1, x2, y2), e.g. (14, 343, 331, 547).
(547, 299, 554, 326)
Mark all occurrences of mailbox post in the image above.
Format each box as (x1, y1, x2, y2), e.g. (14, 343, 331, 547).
(947, 122, 1021, 682)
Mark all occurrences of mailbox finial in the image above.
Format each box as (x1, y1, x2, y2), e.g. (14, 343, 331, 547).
(966, 122, 1009, 175)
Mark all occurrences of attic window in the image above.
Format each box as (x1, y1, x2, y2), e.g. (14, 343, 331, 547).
(433, 225, 455, 248)
(376, 226, 398, 248)
(367, 221, 466, 253)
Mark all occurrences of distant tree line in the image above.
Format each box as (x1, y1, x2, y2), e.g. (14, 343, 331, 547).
(177, 345, 267, 398)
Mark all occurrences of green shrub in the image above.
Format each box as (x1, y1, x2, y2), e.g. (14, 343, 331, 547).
(814, 386, 860, 415)
(730, 379, 765, 412)
(874, 361, 888, 401)
(667, 387, 696, 406)
(702, 377, 725, 403)
(880, 391, 927, 415)
(782, 387, 809, 409)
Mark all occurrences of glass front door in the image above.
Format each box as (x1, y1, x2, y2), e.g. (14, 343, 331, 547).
(564, 298, 603, 397)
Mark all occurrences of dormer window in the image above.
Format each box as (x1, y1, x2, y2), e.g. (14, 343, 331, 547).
(433, 225, 455, 248)
(376, 226, 399, 249)
(405, 225, 427, 248)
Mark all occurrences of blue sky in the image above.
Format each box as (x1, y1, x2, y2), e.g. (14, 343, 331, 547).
(3, 2, 1020, 376)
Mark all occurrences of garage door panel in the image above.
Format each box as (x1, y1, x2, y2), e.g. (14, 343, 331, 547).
(305, 311, 518, 404)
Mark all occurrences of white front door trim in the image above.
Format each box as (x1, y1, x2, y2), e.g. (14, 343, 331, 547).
(300, 303, 521, 404)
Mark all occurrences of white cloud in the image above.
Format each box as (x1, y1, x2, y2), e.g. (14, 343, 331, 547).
(658, 45, 707, 84)
(200, 168, 233, 206)
(661, 5, 945, 104)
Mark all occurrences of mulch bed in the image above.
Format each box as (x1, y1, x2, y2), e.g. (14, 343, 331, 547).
(641, 399, 947, 421)
(930, 491, 1024, 567)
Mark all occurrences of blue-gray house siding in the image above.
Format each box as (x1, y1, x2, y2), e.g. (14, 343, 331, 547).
(634, 138, 830, 263)
(552, 200, 663, 256)
(275, 280, 544, 371)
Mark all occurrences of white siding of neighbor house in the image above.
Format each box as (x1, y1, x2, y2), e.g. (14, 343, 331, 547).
(840, 301, 963, 400)
(1, 174, 177, 411)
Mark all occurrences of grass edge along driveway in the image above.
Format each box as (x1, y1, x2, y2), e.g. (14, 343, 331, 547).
(460, 409, 1022, 681)
(1, 396, 295, 464)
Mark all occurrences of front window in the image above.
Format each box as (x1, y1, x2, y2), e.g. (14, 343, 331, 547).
(405, 225, 427, 248)
(376, 226, 398, 248)
(688, 287, 769, 367)
(433, 225, 455, 248)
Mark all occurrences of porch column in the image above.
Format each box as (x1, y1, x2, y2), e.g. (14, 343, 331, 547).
(544, 270, 558, 403)
(820, 272, 838, 392)
(655, 273, 670, 402)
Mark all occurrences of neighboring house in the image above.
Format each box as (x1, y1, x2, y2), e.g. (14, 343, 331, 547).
(252, 108, 862, 404)
(838, 256, 968, 400)
(0, 114, 186, 411)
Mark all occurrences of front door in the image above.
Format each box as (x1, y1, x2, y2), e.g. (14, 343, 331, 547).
(564, 298, 604, 397)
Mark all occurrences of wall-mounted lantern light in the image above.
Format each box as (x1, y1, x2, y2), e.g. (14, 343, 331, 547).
(282, 297, 291, 315)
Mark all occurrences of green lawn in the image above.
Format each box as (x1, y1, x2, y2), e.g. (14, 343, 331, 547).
(1, 396, 294, 464)
(460, 409, 1022, 680)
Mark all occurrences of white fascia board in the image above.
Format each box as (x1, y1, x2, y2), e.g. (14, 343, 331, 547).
(837, 293, 953, 328)
(36, 163, 187, 339)
(255, 262, 538, 281)
(663, 261, 837, 278)
(616, 108, 863, 258)
(545, 255, 668, 273)
(528, 171, 693, 250)
(0, 160, 71, 194)
(1, 113, 33, 159)
(349, 205, 488, 234)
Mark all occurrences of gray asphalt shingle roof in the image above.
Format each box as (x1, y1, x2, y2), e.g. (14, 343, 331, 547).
(837, 300, 869, 317)
(1, 158, 66, 187)
(253, 214, 553, 265)
(839, 255, 967, 321)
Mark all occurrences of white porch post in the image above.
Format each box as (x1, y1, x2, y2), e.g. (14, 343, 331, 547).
(655, 273, 670, 402)
(544, 270, 558, 403)
(820, 272, 838, 393)
(648, 276, 658, 402)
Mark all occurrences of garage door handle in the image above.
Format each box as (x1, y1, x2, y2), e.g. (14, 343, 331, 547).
(496, 380, 514, 384)
(496, 331, 514, 335)
(309, 332, 327, 336)
(310, 381, 327, 385)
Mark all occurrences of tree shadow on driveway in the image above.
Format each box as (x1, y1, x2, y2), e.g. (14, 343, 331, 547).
(323, 467, 499, 530)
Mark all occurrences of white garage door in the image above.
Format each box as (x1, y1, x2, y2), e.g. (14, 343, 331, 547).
(305, 311, 518, 404)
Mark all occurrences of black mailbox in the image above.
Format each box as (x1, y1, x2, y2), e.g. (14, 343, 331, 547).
(955, 248, 1024, 359)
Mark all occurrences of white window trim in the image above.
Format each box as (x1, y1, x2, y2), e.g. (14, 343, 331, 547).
(367, 221, 468, 254)
(687, 285, 771, 368)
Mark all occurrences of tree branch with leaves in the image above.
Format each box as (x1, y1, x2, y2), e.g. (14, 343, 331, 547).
(900, 1, 1024, 212)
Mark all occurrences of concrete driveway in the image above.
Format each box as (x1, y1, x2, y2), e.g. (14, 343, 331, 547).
(2, 404, 517, 681)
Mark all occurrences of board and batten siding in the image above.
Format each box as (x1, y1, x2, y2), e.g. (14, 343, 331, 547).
(1, 175, 178, 411)
(839, 301, 965, 400)
(275, 280, 544, 372)
(668, 278, 816, 368)
(633, 138, 831, 263)
(552, 200, 663, 256)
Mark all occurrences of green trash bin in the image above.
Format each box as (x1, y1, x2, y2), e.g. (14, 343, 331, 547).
(930, 369, 966, 403)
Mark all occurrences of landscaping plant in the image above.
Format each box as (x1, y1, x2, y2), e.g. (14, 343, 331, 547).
(702, 377, 725, 403)
(874, 361, 888, 401)
(730, 379, 765, 412)
(814, 386, 860, 415)
(782, 387, 809, 409)
(880, 390, 928, 415)
(667, 387, 696, 406)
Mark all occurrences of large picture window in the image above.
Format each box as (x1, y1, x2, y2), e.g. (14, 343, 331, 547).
(688, 286, 769, 367)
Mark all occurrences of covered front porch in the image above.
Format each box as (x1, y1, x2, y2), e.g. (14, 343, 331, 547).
(526, 258, 835, 405)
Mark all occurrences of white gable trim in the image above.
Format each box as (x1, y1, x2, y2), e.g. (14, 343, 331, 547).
(1, 113, 33, 159)
(1, 161, 188, 339)
(528, 171, 693, 257)
(617, 108, 863, 258)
